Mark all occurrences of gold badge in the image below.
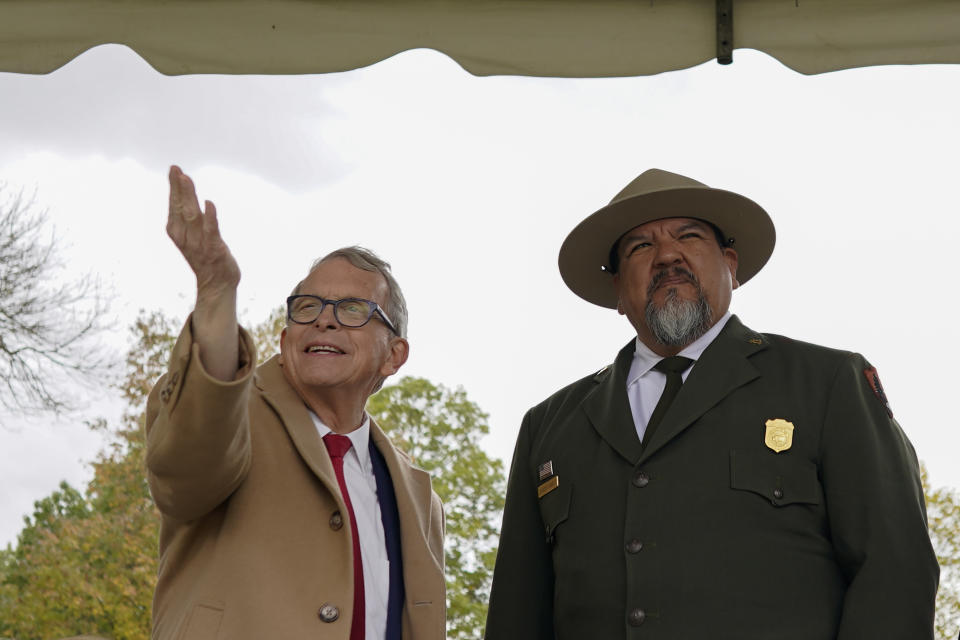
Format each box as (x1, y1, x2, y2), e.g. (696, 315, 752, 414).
(764, 419, 794, 453)
(537, 476, 559, 498)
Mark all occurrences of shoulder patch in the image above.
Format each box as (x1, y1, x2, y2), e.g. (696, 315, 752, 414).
(863, 366, 893, 418)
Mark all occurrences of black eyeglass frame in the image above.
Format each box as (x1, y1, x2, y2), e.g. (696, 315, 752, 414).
(286, 295, 399, 336)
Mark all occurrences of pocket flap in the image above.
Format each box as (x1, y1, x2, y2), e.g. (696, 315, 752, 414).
(537, 476, 571, 539)
(179, 600, 224, 640)
(730, 449, 821, 507)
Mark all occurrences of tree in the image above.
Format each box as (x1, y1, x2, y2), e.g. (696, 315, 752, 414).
(0, 310, 175, 640)
(0, 186, 110, 421)
(245, 305, 285, 364)
(368, 377, 505, 640)
(0, 308, 506, 640)
(923, 466, 960, 640)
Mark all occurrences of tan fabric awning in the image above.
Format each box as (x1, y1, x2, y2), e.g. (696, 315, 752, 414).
(2, 0, 959, 77)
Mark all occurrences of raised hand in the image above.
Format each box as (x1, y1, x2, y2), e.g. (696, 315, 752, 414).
(167, 165, 241, 295)
(166, 165, 240, 381)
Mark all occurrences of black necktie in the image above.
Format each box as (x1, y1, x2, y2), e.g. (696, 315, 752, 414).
(642, 356, 694, 447)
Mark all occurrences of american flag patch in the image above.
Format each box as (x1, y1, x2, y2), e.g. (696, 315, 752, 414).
(537, 461, 554, 481)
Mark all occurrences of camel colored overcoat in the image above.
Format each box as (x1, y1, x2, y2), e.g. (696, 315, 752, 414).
(145, 322, 445, 640)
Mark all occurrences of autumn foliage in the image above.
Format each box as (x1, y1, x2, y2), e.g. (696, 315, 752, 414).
(0, 308, 955, 638)
(0, 309, 505, 640)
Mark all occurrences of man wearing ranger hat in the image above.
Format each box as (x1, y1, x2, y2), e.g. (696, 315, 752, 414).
(485, 169, 938, 639)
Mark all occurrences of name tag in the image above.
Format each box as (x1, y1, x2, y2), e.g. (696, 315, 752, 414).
(537, 476, 559, 498)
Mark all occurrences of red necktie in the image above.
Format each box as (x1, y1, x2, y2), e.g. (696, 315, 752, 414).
(323, 433, 365, 640)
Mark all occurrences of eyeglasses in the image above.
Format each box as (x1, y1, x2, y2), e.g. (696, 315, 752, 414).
(286, 295, 399, 335)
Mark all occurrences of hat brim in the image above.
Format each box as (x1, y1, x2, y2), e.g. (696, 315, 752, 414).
(558, 186, 775, 308)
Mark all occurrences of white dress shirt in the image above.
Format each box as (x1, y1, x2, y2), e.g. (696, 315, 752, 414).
(626, 312, 732, 441)
(310, 412, 390, 640)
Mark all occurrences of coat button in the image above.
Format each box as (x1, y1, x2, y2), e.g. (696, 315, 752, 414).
(625, 538, 643, 554)
(317, 603, 340, 623)
(627, 608, 646, 626)
(160, 372, 180, 403)
(329, 511, 343, 530)
(632, 470, 650, 488)
(773, 488, 784, 500)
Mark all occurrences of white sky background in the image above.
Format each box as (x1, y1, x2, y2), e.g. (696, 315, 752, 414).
(1, 45, 958, 547)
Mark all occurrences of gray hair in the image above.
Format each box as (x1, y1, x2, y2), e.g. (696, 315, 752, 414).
(644, 287, 712, 347)
(291, 246, 409, 338)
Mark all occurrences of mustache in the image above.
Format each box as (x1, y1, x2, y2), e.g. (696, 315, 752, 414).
(647, 267, 700, 297)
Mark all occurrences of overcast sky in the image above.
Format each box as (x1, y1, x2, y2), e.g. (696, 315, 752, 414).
(1, 44, 958, 547)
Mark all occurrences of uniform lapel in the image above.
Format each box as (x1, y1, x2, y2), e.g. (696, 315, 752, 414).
(255, 355, 341, 497)
(582, 341, 644, 465)
(639, 316, 767, 462)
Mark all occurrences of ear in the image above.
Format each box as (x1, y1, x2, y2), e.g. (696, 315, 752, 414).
(379, 337, 409, 377)
(723, 247, 740, 290)
(278, 327, 288, 364)
(612, 274, 626, 315)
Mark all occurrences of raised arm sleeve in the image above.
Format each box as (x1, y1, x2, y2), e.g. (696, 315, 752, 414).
(145, 316, 258, 522)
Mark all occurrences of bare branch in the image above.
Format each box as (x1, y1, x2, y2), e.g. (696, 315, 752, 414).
(0, 183, 114, 423)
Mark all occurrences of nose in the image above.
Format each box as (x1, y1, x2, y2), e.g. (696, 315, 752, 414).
(314, 302, 339, 330)
(653, 237, 683, 268)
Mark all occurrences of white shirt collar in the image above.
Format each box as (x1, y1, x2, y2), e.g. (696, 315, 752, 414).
(309, 411, 373, 475)
(628, 311, 732, 386)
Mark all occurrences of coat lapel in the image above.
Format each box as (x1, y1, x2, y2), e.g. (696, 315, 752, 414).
(255, 355, 342, 498)
(369, 420, 445, 640)
(369, 422, 438, 564)
(639, 316, 768, 461)
(256, 355, 436, 563)
(582, 341, 644, 465)
(257, 355, 441, 634)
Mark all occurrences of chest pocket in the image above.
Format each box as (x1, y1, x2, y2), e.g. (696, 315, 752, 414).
(730, 449, 822, 507)
(536, 478, 571, 545)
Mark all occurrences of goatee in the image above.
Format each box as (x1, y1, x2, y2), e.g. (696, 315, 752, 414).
(644, 270, 713, 347)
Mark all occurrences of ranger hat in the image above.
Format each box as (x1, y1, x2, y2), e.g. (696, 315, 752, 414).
(558, 168, 776, 308)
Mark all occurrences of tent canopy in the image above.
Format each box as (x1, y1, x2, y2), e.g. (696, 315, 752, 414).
(3, 0, 960, 77)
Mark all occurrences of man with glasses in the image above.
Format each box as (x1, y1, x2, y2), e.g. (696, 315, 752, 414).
(485, 168, 938, 639)
(146, 166, 445, 640)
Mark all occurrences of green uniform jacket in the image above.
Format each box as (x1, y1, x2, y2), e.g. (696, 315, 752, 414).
(485, 316, 938, 640)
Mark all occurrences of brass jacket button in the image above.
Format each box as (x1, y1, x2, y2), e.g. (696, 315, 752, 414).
(329, 511, 343, 530)
(628, 608, 646, 626)
(317, 603, 340, 623)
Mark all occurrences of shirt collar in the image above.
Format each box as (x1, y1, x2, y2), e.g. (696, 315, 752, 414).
(309, 411, 373, 474)
(628, 311, 732, 386)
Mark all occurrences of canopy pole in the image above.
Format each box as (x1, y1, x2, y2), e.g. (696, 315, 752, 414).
(716, 0, 734, 65)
